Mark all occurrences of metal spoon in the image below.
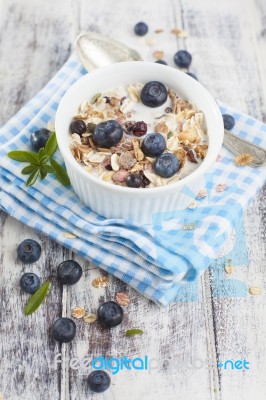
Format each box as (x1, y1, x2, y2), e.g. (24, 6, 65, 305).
(75, 32, 266, 167)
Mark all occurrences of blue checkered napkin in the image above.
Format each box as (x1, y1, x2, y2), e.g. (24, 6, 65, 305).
(0, 53, 265, 306)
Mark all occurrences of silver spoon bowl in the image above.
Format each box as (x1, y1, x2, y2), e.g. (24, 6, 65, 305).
(75, 32, 266, 167)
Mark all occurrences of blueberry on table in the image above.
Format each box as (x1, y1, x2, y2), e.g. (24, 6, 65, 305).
(30, 128, 51, 151)
(141, 133, 166, 157)
(51, 317, 76, 343)
(70, 120, 87, 136)
(174, 50, 192, 68)
(154, 153, 180, 178)
(20, 273, 40, 294)
(97, 301, 124, 328)
(222, 114, 235, 131)
(57, 260, 83, 285)
(126, 174, 142, 188)
(131, 121, 147, 137)
(155, 60, 168, 65)
(92, 120, 123, 148)
(134, 21, 148, 36)
(140, 81, 168, 108)
(17, 239, 42, 263)
(88, 370, 111, 393)
(186, 72, 198, 80)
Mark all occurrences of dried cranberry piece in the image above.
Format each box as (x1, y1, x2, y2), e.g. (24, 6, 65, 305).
(131, 121, 147, 137)
(139, 170, 150, 188)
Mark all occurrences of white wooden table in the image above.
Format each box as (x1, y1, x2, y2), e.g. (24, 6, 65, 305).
(0, 0, 266, 399)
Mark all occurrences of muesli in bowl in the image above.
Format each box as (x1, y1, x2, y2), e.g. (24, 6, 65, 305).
(69, 80, 208, 188)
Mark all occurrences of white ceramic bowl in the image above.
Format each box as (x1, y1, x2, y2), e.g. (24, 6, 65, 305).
(55, 61, 223, 223)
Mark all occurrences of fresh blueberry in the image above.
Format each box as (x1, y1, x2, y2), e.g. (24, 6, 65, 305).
(97, 301, 124, 328)
(20, 273, 40, 294)
(140, 81, 168, 108)
(141, 133, 166, 157)
(222, 114, 235, 131)
(51, 317, 76, 343)
(155, 60, 168, 65)
(186, 72, 198, 80)
(134, 22, 148, 36)
(17, 239, 42, 263)
(57, 260, 83, 285)
(126, 174, 142, 188)
(88, 371, 111, 393)
(70, 120, 87, 136)
(154, 153, 180, 178)
(174, 50, 192, 68)
(30, 128, 51, 151)
(92, 120, 123, 148)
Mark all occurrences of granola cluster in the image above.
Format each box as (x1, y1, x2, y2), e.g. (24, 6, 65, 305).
(69, 83, 208, 188)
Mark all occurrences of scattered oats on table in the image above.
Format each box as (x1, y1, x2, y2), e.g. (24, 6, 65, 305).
(116, 292, 131, 306)
(71, 307, 86, 319)
(92, 276, 110, 288)
(83, 313, 97, 323)
(224, 265, 235, 274)
(152, 50, 165, 59)
(216, 183, 227, 192)
(63, 232, 77, 239)
(249, 287, 263, 295)
(196, 188, 207, 199)
(234, 153, 254, 166)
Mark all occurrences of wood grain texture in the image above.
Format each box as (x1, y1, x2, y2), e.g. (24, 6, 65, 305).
(0, 0, 265, 399)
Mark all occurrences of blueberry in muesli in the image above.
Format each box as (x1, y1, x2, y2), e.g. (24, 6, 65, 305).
(97, 301, 123, 328)
(174, 50, 192, 68)
(17, 239, 42, 263)
(51, 317, 76, 343)
(92, 120, 123, 148)
(70, 120, 87, 136)
(88, 370, 111, 393)
(20, 272, 40, 294)
(154, 153, 180, 178)
(134, 21, 148, 36)
(57, 260, 83, 285)
(222, 114, 235, 131)
(126, 174, 142, 188)
(30, 128, 51, 151)
(140, 81, 168, 107)
(141, 133, 166, 157)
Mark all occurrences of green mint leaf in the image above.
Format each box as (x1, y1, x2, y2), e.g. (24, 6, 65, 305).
(26, 169, 40, 186)
(22, 151, 40, 165)
(21, 165, 38, 175)
(44, 132, 58, 158)
(25, 280, 51, 315)
(42, 164, 54, 173)
(125, 329, 144, 337)
(39, 167, 48, 180)
(50, 159, 70, 186)
(7, 150, 28, 162)
(39, 155, 49, 165)
(38, 147, 45, 160)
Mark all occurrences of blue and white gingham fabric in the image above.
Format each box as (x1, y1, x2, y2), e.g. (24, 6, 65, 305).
(0, 53, 265, 306)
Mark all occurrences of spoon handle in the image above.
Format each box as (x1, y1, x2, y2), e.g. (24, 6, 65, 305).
(223, 130, 266, 167)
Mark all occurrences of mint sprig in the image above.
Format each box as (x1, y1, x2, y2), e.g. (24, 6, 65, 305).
(7, 132, 70, 187)
(25, 280, 51, 315)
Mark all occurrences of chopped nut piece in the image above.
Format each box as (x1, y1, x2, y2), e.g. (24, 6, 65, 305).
(83, 313, 97, 323)
(234, 153, 254, 166)
(249, 287, 262, 295)
(152, 50, 164, 59)
(196, 188, 207, 199)
(195, 144, 208, 159)
(116, 292, 131, 306)
(119, 152, 136, 170)
(216, 183, 227, 192)
(92, 276, 110, 288)
(71, 307, 86, 319)
(154, 122, 169, 134)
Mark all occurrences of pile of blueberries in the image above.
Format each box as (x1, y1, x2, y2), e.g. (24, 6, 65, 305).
(18, 238, 124, 393)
